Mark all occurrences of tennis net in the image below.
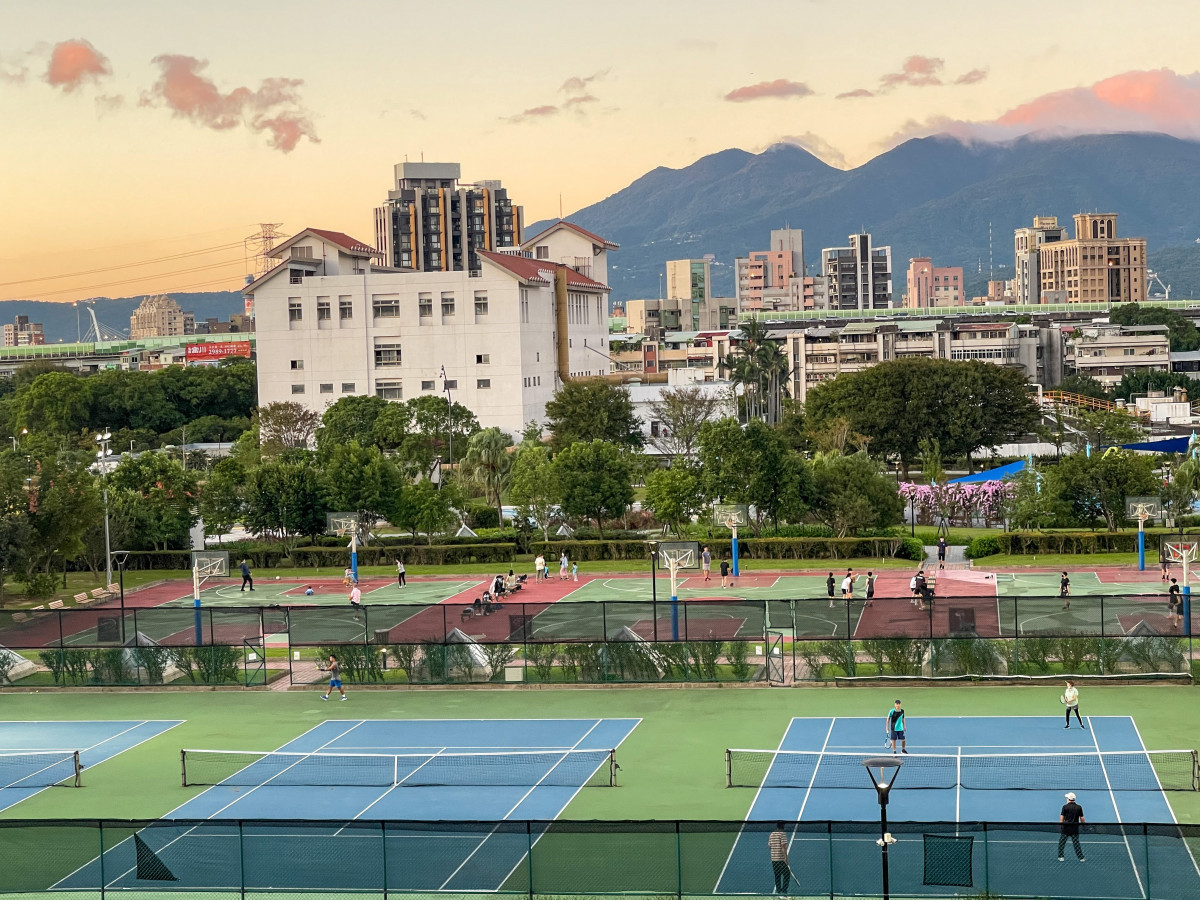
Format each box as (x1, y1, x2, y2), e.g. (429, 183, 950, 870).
(0, 750, 82, 788)
(181, 747, 619, 788)
(726, 748, 1200, 792)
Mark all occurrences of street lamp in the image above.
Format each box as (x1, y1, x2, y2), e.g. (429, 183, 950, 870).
(112, 550, 130, 643)
(11, 428, 27, 451)
(96, 431, 113, 590)
(863, 756, 904, 900)
(646, 540, 660, 641)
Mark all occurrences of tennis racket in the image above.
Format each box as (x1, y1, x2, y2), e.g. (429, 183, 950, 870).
(1059, 694, 1067, 704)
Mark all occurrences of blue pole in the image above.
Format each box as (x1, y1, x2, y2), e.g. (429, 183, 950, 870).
(350, 532, 359, 583)
(194, 595, 202, 644)
(670, 589, 679, 641)
(1138, 528, 1145, 571)
(1184, 585, 1192, 637)
(732, 527, 740, 578)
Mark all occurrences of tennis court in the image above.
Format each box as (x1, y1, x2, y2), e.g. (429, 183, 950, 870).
(717, 715, 1200, 897)
(55, 717, 639, 894)
(0, 720, 183, 812)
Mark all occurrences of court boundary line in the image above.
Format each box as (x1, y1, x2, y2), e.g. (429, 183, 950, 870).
(1128, 717, 1200, 882)
(339, 748, 447, 831)
(437, 720, 604, 890)
(1088, 717, 1147, 899)
(714, 717, 798, 892)
(491, 717, 643, 893)
(49, 720, 355, 891)
(794, 719, 836, 834)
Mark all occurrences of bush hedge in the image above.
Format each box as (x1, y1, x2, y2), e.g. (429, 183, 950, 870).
(965, 536, 1001, 559)
(532, 536, 927, 562)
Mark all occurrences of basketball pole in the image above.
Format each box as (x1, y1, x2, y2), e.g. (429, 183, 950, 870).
(669, 558, 680, 641)
(1137, 512, 1146, 571)
(192, 563, 203, 645)
(731, 518, 741, 578)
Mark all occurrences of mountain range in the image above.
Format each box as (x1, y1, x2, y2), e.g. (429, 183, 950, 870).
(538, 133, 1200, 303)
(1, 292, 245, 344)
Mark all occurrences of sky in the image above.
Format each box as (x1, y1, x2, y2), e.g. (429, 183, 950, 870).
(3, 0, 1200, 307)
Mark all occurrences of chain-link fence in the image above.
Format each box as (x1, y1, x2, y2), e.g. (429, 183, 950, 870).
(0, 596, 1194, 687)
(1, 818, 1197, 899)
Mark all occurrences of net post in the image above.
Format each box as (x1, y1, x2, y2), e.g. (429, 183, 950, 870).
(181, 749, 187, 787)
(725, 749, 732, 788)
(72, 750, 81, 787)
(394, 754, 399, 788)
(610, 749, 617, 787)
(1192, 750, 1199, 791)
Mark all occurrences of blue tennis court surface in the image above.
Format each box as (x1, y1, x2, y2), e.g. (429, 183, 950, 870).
(0, 720, 183, 813)
(717, 715, 1200, 898)
(56, 717, 639, 893)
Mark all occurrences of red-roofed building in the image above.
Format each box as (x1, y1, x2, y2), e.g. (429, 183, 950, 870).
(247, 226, 612, 437)
(522, 220, 618, 286)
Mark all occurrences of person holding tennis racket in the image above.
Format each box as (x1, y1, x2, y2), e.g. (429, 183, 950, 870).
(886, 699, 907, 754)
(768, 822, 792, 894)
(1061, 679, 1084, 729)
(320, 654, 346, 701)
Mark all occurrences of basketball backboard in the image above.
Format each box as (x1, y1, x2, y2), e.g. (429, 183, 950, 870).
(190, 550, 229, 577)
(713, 502, 750, 529)
(1125, 496, 1161, 520)
(326, 512, 360, 536)
(657, 540, 700, 570)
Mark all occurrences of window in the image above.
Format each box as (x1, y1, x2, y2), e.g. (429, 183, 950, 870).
(535, 245, 549, 260)
(520, 288, 530, 323)
(376, 381, 403, 400)
(320, 383, 334, 394)
(372, 294, 401, 317)
(444, 380, 458, 389)
(421, 380, 435, 391)
(291, 384, 305, 394)
(477, 379, 491, 389)
(288, 298, 303, 322)
(317, 298, 331, 320)
(418, 293, 433, 317)
(1123, 348, 1136, 356)
(290, 360, 304, 370)
(339, 297, 353, 320)
(290, 246, 313, 259)
(475, 354, 490, 365)
(474, 291, 488, 316)
(441, 292, 455, 316)
(342, 383, 355, 392)
(374, 342, 403, 366)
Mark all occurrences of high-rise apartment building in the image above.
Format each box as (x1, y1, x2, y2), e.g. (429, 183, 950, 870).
(666, 258, 712, 331)
(1039, 213, 1146, 304)
(1013, 216, 1068, 304)
(2, 315, 45, 347)
(129, 295, 192, 338)
(905, 258, 964, 308)
(735, 229, 805, 310)
(822, 233, 893, 310)
(373, 162, 523, 274)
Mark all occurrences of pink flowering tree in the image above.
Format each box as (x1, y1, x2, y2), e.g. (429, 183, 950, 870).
(898, 480, 1015, 527)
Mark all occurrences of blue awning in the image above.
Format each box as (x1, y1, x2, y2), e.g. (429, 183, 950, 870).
(1119, 437, 1192, 453)
(948, 460, 1027, 484)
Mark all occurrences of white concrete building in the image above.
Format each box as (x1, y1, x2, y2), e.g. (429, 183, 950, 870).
(248, 226, 611, 435)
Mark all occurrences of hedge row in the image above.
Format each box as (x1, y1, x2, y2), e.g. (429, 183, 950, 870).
(967, 531, 1142, 559)
(531, 537, 925, 562)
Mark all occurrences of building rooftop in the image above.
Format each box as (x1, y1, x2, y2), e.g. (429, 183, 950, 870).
(524, 220, 619, 251)
(477, 250, 608, 290)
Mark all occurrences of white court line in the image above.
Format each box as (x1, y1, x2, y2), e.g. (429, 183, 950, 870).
(1128, 717, 1200, 882)
(492, 718, 642, 891)
(1089, 718, 1147, 899)
(714, 717, 800, 891)
(795, 719, 837, 825)
(338, 748, 447, 831)
(437, 719, 604, 889)
(955, 746, 961, 826)
(74, 720, 365, 891)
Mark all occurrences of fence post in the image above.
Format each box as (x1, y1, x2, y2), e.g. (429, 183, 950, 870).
(238, 819, 246, 900)
(676, 820, 683, 900)
(526, 821, 534, 900)
(602, 601, 608, 641)
(982, 822, 989, 895)
(98, 820, 106, 900)
(1142, 823, 1149, 899)
(826, 821, 834, 900)
(381, 821, 389, 900)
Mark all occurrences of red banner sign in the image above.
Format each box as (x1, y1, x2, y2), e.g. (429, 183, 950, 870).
(186, 341, 252, 362)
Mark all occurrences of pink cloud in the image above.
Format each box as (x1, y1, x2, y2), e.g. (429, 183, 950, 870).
(885, 68, 1200, 147)
(955, 68, 988, 85)
(779, 132, 847, 168)
(44, 39, 111, 92)
(880, 55, 944, 89)
(560, 71, 608, 94)
(564, 94, 598, 107)
(724, 79, 814, 103)
(506, 104, 560, 123)
(836, 88, 875, 100)
(141, 55, 318, 152)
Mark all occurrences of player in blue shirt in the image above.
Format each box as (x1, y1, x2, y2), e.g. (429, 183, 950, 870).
(886, 700, 907, 754)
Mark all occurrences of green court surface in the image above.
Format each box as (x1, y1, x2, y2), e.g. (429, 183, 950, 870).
(562, 573, 850, 602)
(994, 570, 1165, 597)
(2, 685, 1197, 825)
(167, 578, 484, 608)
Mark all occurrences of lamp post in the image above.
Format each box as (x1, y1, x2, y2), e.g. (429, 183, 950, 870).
(647, 540, 659, 641)
(11, 428, 27, 451)
(112, 551, 130, 643)
(440, 365, 453, 485)
(96, 430, 113, 590)
(863, 756, 903, 900)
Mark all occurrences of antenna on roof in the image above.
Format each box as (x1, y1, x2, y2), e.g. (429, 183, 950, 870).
(559, 193, 563, 220)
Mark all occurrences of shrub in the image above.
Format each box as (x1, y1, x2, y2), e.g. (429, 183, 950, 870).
(132, 646, 170, 684)
(90, 648, 131, 684)
(388, 644, 420, 681)
(895, 537, 926, 561)
(481, 643, 516, 680)
(725, 641, 752, 680)
(465, 503, 500, 531)
(20, 573, 58, 600)
(525, 644, 558, 682)
(687, 640, 723, 680)
(965, 536, 1001, 560)
(795, 642, 826, 680)
(819, 640, 857, 676)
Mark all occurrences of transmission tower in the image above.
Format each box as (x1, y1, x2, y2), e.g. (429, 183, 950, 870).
(244, 224, 285, 280)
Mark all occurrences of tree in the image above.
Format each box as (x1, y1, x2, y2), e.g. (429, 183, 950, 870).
(0, 454, 32, 606)
(107, 452, 198, 550)
(1110, 303, 1200, 353)
(1073, 409, 1144, 450)
(243, 460, 330, 550)
(459, 428, 513, 524)
(696, 418, 754, 511)
(199, 457, 247, 537)
(1049, 449, 1159, 531)
(807, 358, 1040, 477)
(718, 319, 790, 425)
(317, 395, 391, 455)
(646, 386, 727, 460)
(1056, 374, 1110, 401)
(810, 453, 904, 537)
(9, 372, 93, 436)
(1109, 370, 1197, 403)
(643, 464, 703, 535)
(544, 381, 643, 452)
(552, 441, 635, 536)
(404, 395, 481, 470)
(324, 442, 403, 534)
(508, 444, 560, 542)
(258, 401, 321, 452)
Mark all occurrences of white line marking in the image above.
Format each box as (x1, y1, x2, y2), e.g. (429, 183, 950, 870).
(1128, 716, 1200, 881)
(795, 719, 836, 824)
(1088, 717, 1146, 899)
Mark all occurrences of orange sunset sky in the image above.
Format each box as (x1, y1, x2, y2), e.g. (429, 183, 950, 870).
(3, 0, 1200, 305)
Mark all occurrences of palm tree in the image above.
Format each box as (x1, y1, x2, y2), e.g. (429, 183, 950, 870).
(754, 340, 791, 425)
(460, 428, 514, 524)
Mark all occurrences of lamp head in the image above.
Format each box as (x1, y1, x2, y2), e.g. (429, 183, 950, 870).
(863, 756, 903, 800)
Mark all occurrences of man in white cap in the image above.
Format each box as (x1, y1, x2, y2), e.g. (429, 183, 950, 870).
(1057, 792, 1085, 862)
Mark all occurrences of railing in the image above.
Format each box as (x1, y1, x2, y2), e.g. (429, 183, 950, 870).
(0, 596, 1193, 687)
(1, 818, 1197, 899)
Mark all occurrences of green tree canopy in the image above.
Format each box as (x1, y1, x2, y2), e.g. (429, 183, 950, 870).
(107, 452, 199, 550)
(460, 428, 513, 523)
(544, 380, 643, 452)
(1110, 303, 1200, 352)
(1109, 370, 1198, 402)
(552, 440, 635, 536)
(508, 444, 560, 542)
(810, 452, 904, 537)
(643, 464, 703, 536)
(1047, 449, 1159, 531)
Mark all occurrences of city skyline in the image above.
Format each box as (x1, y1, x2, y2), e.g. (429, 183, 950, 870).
(3, 0, 1200, 303)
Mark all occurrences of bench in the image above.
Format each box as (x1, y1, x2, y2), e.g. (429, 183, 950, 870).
(11, 612, 28, 625)
(48, 599, 65, 610)
(105, 583, 120, 595)
(91, 588, 112, 601)
(73, 593, 91, 606)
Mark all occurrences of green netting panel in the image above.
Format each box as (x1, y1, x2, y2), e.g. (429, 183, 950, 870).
(923, 833, 974, 887)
